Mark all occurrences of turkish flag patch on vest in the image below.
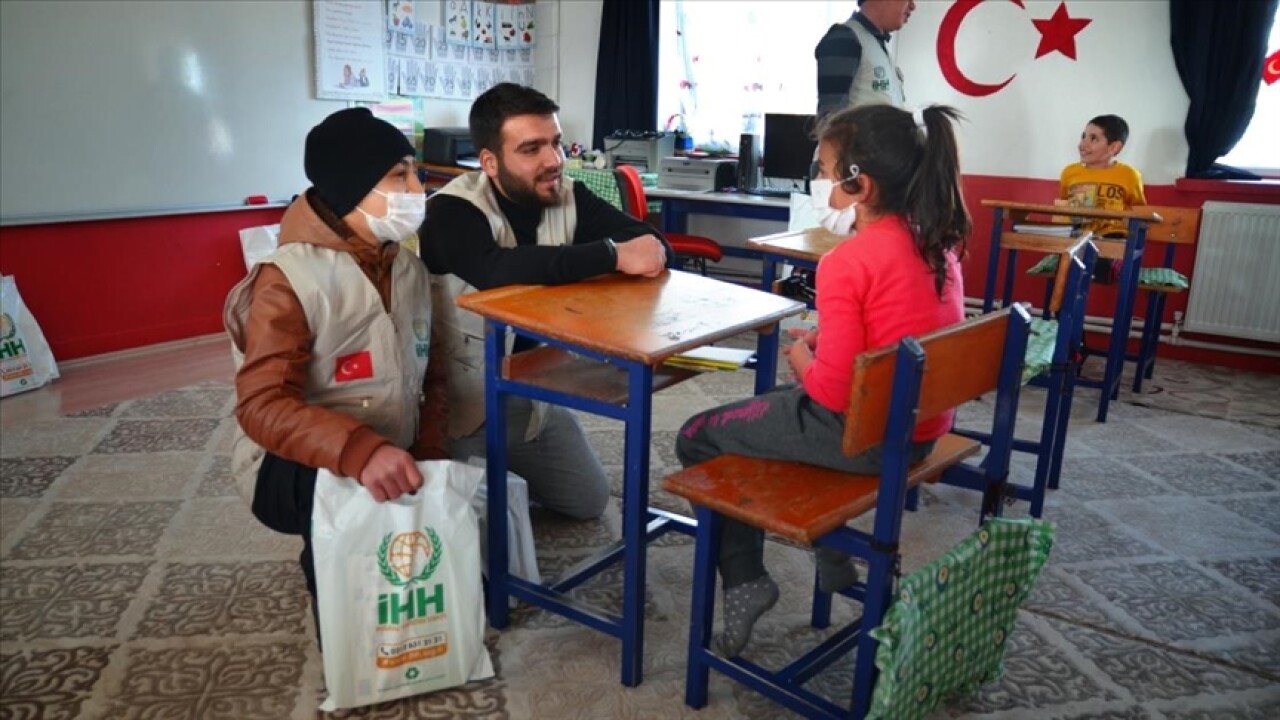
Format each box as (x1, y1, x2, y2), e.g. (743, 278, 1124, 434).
(334, 350, 374, 382)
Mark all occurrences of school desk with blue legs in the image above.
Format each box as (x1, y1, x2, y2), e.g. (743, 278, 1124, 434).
(455, 271, 803, 687)
(980, 200, 1160, 423)
(747, 227, 847, 303)
(647, 187, 790, 260)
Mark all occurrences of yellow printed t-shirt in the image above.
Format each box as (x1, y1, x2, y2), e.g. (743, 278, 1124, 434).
(1058, 161, 1147, 237)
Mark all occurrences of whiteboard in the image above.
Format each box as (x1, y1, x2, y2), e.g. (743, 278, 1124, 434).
(0, 0, 351, 224)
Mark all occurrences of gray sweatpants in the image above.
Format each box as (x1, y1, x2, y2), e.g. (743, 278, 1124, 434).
(451, 397, 611, 521)
(675, 384, 932, 587)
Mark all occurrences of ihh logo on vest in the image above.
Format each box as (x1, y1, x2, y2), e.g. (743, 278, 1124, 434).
(374, 528, 449, 669)
(413, 319, 429, 358)
(872, 65, 890, 92)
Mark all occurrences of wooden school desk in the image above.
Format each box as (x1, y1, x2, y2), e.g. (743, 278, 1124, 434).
(747, 227, 846, 300)
(981, 200, 1162, 422)
(456, 270, 804, 687)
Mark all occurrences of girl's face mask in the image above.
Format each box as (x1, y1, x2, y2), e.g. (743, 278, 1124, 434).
(808, 163, 860, 235)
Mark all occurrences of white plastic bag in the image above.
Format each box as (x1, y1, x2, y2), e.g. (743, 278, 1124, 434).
(463, 457, 540, 586)
(0, 275, 59, 397)
(312, 460, 495, 711)
(238, 224, 280, 271)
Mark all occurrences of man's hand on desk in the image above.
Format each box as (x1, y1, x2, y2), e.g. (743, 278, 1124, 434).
(614, 234, 668, 277)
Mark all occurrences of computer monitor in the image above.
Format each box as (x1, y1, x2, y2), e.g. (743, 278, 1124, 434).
(762, 113, 818, 186)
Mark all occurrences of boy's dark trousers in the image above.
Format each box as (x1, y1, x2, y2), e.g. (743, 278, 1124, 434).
(250, 453, 321, 643)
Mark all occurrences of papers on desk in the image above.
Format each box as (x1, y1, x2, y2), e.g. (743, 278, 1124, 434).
(664, 346, 756, 372)
(456, 158, 481, 169)
(1013, 223, 1074, 237)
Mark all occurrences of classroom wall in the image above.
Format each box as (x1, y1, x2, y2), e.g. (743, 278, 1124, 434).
(1, 0, 1275, 371)
(0, 0, 560, 363)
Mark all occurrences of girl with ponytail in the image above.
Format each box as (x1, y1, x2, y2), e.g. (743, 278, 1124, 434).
(674, 104, 970, 658)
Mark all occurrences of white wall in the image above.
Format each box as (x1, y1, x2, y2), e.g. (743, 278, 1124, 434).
(894, 0, 1189, 184)
(532, 0, 603, 147)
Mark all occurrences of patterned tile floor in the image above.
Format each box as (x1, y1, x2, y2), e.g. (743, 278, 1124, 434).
(1, 353, 1277, 719)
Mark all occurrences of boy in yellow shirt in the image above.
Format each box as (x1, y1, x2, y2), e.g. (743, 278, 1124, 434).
(1060, 115, 1146, 281)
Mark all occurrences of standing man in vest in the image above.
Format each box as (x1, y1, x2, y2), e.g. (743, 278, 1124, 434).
(815, 0, 914, 118)
(224, 108, 449, 638)
(421, 83, 669, 523)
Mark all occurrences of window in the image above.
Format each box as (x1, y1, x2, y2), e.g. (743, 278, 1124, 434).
(657, 1, 859, 148)
(1219, 12, 1280, 174)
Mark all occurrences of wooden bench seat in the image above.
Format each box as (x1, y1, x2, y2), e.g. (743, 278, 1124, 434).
(662, 433, 980, 545)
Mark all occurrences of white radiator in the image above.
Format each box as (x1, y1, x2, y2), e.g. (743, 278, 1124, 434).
(1183, 201, 1280, 342)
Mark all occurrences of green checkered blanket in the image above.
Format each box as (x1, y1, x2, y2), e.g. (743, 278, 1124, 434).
(1139, 267, 1189, 290)
(867, 517, 1055, 720)
(564, 167, 663, 216)
(1026, 254, 1059, 276)
(564, 168, 622, 209)
(1023, 317, 1058, 384)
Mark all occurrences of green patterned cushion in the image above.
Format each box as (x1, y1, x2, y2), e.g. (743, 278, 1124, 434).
(1022, 317, 1058, 384)
(1139, 267, 1189, 290)
(564, 168, 623, 210)
(867, 518, 1055, 720)
(1026, 254, 1059, 276)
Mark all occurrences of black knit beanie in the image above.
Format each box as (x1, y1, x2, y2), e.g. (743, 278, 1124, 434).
(304, 108, 415, 216)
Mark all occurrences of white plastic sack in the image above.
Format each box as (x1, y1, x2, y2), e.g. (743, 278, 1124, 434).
(0, 275, 59, 397)
(238, 224, 280, 271)
(312, 460, 495, 711)
(463, 457, 541, 586)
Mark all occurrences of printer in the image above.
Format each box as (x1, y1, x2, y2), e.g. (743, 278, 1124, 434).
(658, 156, 738, 192)
(422, 127, 478, 167)
(605, 131, 675, 173)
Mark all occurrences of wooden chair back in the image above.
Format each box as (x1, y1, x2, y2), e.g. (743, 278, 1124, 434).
(843, 308, 1018, 456)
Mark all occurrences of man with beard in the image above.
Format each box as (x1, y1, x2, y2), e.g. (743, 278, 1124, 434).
(420, 82, 669, 522)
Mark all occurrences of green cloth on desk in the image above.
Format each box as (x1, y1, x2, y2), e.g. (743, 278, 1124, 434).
(564, 168, 622, 209)
(1026, 254, 1059, 276)
(1023, 317, 1058, 384)
(867, 518, 1055, 720)
(1139, 267, 1189, 290)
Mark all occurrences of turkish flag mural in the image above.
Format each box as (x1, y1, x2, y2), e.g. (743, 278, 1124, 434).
(1264, 48, 1280, 85)
(897, 0, 1189, 183)
(938, 0, 1093, 97)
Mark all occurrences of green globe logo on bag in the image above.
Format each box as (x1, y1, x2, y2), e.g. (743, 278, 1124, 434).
(376, 528, 447, 627)
(379, 528, 443, 587)
(0, 313, 15, 341)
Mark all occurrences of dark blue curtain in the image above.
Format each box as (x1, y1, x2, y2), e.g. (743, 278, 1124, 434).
(1170, 0, 1278, 179)
(591, 0, 660, 150)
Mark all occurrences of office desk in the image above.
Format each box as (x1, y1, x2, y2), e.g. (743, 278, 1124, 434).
(647, 188, 790, 247)
(747, 227, 846, 299)
(981, 200, 1161, 422)
(456, 271, 803, 686)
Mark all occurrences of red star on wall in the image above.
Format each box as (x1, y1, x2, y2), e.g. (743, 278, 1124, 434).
(1032, 2, 1092, 60)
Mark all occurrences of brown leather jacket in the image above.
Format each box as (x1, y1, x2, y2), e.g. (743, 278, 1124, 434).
(233, 190, 449, 478)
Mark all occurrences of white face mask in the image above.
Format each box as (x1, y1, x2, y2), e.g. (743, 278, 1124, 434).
(359, 189, 427, 244)
(809, 178, 858, 236)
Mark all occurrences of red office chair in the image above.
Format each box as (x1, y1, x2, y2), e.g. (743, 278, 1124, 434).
(614, 164, 724, 275)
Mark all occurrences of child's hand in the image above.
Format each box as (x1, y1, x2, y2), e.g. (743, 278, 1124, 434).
(786, 340, 814, 379)
(786, 325, 819, 350)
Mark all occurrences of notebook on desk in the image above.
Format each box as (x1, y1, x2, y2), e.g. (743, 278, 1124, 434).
(1013, 223, 1075, 237)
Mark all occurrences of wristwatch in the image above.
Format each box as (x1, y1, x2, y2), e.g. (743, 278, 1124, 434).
(603, 237, 618, 264)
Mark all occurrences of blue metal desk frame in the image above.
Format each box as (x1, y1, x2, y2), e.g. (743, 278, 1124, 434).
(476, 280, 801, 687)
(982, 207, 1149, 422)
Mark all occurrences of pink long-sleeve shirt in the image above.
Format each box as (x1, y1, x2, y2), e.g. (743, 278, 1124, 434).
(803, 215, 965, 442)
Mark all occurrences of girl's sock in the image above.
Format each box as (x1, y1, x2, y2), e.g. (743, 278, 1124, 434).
(714, 575, 779, 657)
